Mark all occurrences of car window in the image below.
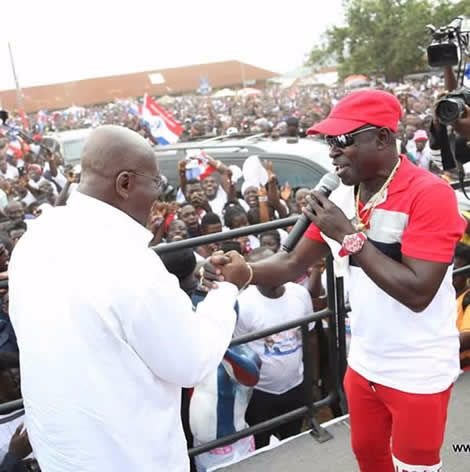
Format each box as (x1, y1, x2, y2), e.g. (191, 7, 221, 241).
(262, 156, 325, 189)
(62, 139, 87, 163)
(156, 152, 327, 191)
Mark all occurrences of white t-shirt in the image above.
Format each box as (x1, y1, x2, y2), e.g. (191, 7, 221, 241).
(0, 189, 8, 210)
(0, 410, 24, 461)
(236, 283, 313, 394)
(207, 186, 228, 218)
(415, 148, 432, 170)
(0, 164, 19, 180)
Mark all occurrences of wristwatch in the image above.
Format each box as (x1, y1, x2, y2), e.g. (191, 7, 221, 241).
(338, 232, 367, 257)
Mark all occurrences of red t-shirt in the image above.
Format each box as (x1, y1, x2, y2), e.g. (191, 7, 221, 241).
(305, 156, 465, 263)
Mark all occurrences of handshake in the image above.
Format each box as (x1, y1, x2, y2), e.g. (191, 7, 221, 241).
(201, 251, 253, 291)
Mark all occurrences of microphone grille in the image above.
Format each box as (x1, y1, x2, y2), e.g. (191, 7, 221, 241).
(316, 172, 340, 193)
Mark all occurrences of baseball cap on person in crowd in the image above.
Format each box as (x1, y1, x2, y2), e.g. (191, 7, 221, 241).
(307, 89, 402, 137)
(413, 129, 428, 142)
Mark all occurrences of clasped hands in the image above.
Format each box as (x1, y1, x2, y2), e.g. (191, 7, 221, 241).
(201, 191, 354, 290)
(202, 250, 251, 291)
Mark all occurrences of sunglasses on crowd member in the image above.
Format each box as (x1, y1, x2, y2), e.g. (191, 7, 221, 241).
(325, 126, 378, 149)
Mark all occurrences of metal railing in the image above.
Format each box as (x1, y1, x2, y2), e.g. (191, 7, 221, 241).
(0, 216, 353, 456)
(3, 215, 470, 457)
(159, 217, 352, 455)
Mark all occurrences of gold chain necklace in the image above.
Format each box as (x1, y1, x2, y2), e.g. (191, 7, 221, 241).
(355, 158, 401, 231)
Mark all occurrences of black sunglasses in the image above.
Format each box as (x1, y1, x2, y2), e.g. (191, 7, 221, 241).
(325, 126, 378, 149)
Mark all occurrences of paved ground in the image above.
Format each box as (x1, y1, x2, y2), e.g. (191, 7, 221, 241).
(221, 372, 470, 471)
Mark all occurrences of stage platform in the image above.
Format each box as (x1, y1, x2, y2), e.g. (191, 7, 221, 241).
(221, 372, 470, 472)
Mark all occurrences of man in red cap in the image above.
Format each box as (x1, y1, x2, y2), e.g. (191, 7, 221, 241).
(208, 89, 465, 472)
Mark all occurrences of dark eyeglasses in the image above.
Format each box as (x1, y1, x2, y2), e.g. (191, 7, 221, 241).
(325, 126, 378, 149)
(128, 171, 163, 189)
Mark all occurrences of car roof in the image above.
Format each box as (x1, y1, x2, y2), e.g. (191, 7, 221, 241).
(45, 128, 93, 141)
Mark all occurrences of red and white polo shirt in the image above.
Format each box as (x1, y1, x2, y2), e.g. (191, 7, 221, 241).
(306, 156, 466, 393)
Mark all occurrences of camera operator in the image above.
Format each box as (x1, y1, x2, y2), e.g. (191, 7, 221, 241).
(453, 105, 470, 138)
(426, 15, 470, 173)
(441, 65, 470, 139)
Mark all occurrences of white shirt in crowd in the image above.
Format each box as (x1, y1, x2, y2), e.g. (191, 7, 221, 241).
(406, 139, 431, 160)
(415, 147, 432, 170)
(0, 189, 7, 210)
(9, 191, 239, 472)
(209, 186, 250, 218)
(0, 411, 25, 461)
(235, 283, 313, 394)
(0, 164, 19, 180)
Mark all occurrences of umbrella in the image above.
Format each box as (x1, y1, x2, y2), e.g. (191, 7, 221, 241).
(212, 88, 236, 98)
(344, 74, 369, 89)
(237, 87, 262, 97)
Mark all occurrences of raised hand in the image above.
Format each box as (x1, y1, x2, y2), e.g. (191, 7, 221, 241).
(262, 159, 274, 180)
(9, 423, 32, 460)
(280, 182, 292, 201)
(147, 201, 169, 237)
(177, 160, 186, 176)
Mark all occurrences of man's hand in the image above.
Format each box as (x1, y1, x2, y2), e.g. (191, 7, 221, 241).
(280, 182, 292, 201)
(218, 251, 251, 289)
(202, 250, 251, 290)
(147, 201, 168, 237)
(304, 191, 356, 243)
(66, 170, 78, 184)
(262, 160, 275, 180)
(454, 105, 470, 139)
(177, 160, 186, 176)
(201, 252, 230, 290)
(9, 423, 32, 459)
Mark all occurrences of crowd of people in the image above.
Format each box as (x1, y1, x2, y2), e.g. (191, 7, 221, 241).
(1, 74, 453, 160)
(0, 74, 469, 471)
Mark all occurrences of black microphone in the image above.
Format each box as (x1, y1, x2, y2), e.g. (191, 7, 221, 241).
(281, 172, 340, 253)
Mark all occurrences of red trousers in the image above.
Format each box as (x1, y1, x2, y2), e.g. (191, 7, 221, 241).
(343, 367, 451, 472)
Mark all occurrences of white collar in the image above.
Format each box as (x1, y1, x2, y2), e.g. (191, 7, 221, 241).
(68, 191, 153, 246)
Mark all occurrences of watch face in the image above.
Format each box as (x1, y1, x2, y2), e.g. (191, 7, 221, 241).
(344, 233, 366, 254)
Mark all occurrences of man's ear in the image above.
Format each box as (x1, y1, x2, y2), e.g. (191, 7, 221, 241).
(115, 171, 134, 200)
(376, 128, 394, 150)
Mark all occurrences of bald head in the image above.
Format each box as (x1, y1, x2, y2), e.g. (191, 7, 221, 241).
(80, 125, 155, 180)
(5, 201, 24, 222)
(78, 125, 161, 227)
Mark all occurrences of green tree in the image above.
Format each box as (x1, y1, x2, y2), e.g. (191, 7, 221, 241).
(307, 0, 470, 81)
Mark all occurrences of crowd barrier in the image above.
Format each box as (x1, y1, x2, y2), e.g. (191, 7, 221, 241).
(2, 215, 468, 458)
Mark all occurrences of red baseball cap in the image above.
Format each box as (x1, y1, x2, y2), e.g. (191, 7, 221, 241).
(307, 89, 402, 136)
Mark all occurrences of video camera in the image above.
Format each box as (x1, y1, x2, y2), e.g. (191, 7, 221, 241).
(426, 17, 470, 126)
(425, 16, 470, 188)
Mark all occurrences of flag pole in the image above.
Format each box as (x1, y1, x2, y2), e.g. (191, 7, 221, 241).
(8, 41, 23, 111)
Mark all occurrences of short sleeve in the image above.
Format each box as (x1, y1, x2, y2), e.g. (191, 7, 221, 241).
(401, 181, 466, 263)
(304, 223, 325, 243)
(234, 289, 261, 337)
(296, 284, 315, 331)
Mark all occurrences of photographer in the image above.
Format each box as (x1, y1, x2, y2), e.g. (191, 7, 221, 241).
(454, 104, 470, 138)
(427, 18, 470, 169)
(442, 65, 470, 139)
